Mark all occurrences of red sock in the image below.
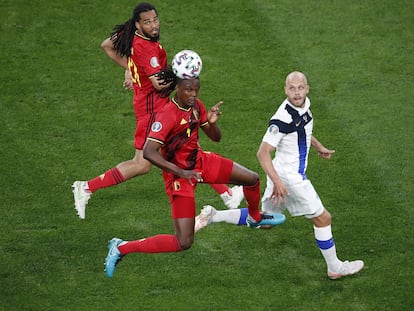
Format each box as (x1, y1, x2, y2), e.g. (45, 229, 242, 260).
(243, 180, 261, 221)
(210, 184, 230, 195)
(118, 234, 182, 254)
(87, 168, 125, 193)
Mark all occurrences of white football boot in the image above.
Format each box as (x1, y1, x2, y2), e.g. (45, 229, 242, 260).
(328, 260, 364, 279)
(194, 205, 217, 232)
(72, 181, 91, 219)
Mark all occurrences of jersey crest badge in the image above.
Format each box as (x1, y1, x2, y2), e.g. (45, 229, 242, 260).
(151, 121, 162, 132)
(180, 118, 188, 125)
(268, 124, 279, 134)
(150, 56, 160, 68)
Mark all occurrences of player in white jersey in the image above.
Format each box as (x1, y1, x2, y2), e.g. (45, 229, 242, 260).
(195, 71, 364, 280)
(260, 89, 319, 217)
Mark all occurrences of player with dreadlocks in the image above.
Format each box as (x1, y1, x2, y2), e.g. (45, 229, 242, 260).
(72, 2, 244, 219)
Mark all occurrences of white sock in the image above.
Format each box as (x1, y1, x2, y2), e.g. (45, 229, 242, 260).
(314, 225, 342, 272)
(212, 209, 243, 225)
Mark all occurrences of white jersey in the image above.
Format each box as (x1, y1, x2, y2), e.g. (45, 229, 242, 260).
(262, 97, 313, 185)
(261, 97, 324, 218)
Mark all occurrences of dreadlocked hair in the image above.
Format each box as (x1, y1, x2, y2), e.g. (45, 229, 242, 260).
(110, 2, 158, 57)
(156, 66, 177, 98)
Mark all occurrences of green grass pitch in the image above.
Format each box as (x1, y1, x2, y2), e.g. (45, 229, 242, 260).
(1, 0, 413, 310)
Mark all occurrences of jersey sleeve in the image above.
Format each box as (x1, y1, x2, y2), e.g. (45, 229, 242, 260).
(198, 100, 209, 126)
(262, 122, 284, 147)
(134, 43, 165, 78)
(147, 110, 176, 144)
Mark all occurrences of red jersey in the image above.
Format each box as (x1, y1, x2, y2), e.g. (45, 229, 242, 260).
(128, 32, 168, 114)
(146, 98, 209, 170)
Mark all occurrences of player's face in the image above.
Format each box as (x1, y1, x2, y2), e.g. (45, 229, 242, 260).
(285, 77, 309, 108)
(175, 79, 200, 108)
(135, 10, 160, 41)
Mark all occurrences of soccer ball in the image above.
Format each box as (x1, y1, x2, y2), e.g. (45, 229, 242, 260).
(171, 50, 202, 79)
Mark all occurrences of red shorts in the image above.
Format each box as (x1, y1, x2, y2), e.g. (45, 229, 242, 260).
(163, 151, 233, 218)
(134, 114, 155, 150)
(132, 90, 168, 150)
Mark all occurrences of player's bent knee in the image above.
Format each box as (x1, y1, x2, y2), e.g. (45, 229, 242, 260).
(252, 172, 260, 183)
(311, 209, 332, 227)
(244, 171, 260, 186)
(178, 236, 194, 250)
(179, 241, 193, 250)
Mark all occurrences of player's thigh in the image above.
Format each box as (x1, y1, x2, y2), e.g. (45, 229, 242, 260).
(285, 180, 324, 218)
(229, 162, 259, 186)
(200, 152, 258, 186)
(200, 152, 233, 184)
(134, 114, 153, 149)
(171, 194, 196, 219)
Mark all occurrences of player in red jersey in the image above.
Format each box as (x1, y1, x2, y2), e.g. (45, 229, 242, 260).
(104, 76, 283, 278)
(72, 2, 243, 219)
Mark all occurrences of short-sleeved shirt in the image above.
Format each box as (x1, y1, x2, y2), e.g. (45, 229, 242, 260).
(262, 97, 313, 184)
(128, 33, 168, 115)
(126, 33, 169, 149)
(146, 98, 208, 170)
(146, 98, 234, 200)
(261, 97, 324, 218)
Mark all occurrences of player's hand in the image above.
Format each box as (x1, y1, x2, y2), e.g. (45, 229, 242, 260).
(317, 148, 335, 159)
(155, 66, 176, 85)
(207, 101, 223, 124)
(271, 180, 289, 207)
(123, 69, 134, 90)
(181, 170, 203, 186)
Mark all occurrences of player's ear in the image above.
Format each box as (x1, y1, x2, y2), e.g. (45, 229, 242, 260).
(135, 21, 141, 32)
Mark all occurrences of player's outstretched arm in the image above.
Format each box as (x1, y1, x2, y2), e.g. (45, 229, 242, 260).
(311, 135, 335, 159)
(201, 101, 223, 142)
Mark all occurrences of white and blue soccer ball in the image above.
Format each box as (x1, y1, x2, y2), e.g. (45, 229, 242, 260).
(171, 50, 202, 79)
